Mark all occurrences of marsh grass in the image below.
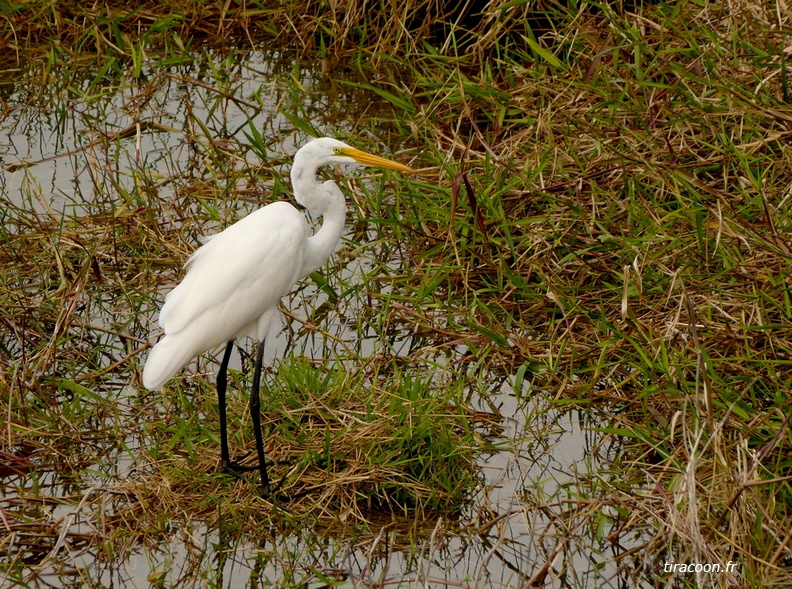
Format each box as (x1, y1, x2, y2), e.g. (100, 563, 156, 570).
(1, 23, 491, 586)
(126, 357, 483, 519)
(1, 143, 485, 585)
(383, 2, 792, 584)
(3, 0, 792, 586)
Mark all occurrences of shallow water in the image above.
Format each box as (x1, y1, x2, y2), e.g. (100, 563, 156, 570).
(0, 49, 653, 587)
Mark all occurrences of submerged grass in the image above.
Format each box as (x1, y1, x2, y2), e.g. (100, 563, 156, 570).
(3, 0, 792, 586)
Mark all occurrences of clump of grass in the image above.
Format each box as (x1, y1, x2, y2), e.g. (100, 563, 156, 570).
(268, 358, 480, 511)
(122, 357, 482, 528)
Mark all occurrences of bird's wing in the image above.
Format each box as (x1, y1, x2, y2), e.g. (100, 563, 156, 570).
(158, 202, 309, 340)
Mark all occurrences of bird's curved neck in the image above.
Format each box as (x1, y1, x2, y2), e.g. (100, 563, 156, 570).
(291, 158, 347, 277)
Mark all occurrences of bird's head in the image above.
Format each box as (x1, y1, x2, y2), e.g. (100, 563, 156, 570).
(296, 137, 413, 174)
(290, 137, 412, 212)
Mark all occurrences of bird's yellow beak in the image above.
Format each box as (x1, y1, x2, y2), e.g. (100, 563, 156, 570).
(341, 147, 414, 173)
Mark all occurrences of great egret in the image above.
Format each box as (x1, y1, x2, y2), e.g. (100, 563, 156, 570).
(142, 137, 413, 497)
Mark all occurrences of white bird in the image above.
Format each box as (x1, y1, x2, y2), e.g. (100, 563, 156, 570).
(142, 137, 412, 497)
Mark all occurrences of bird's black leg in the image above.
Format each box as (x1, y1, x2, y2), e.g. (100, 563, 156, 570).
(249, 339, 272, 498)
(217, 340, 256, 477)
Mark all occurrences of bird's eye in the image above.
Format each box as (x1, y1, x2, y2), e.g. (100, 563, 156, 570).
(333, 147, 340, 153)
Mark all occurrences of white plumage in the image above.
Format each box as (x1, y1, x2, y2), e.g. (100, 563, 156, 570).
(143, 203, 307, 390)
(141, 137, 412, 497)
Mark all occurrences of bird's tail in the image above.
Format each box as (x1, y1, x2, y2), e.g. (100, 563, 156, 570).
(142, 334, 201, 390)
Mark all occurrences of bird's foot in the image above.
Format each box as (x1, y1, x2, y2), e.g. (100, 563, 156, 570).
(220, 452, 259, 479)
(221, 456, 288, 495)
(258, 480, 272, 499)
(258, 478, 297, 509)
(220, 454, 292, 502)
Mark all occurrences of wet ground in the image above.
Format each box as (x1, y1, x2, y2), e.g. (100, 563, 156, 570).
(1, 49, 652, 587)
